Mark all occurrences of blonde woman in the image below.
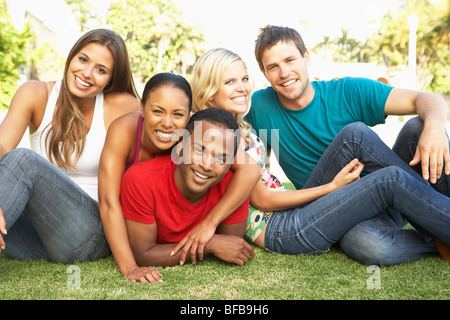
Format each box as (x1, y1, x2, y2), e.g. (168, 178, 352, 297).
(191, 48, 279, 246)
(0, 29, 162, 279)
(190, 48, 450, 265)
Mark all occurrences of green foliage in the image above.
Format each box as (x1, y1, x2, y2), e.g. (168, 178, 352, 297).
(312, 0, 449, 93)
(312, 30, 369, 63)
(0, 0, 30, 109)
(107, 0, 205, 83)
(65, 0, 95, 31)
(28, 37, 66, 82)
(366, 0, 449, 92)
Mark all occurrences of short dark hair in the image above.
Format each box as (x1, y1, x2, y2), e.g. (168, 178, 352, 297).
(255, 25, 308, 71)
(142, 73, 192, 112)
(186, 108, 241, 155)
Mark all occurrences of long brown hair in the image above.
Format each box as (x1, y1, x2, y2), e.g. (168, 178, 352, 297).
(45, 29, 138, 170)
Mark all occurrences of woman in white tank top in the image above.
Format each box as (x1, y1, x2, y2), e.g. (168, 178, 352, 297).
(0, 29, 160, 281)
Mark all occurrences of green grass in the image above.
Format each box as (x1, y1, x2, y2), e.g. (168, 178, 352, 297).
(1, 182, 449, 301)
(1, 246, 449, 300)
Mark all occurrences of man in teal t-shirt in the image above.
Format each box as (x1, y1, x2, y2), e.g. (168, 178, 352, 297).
(245, 25, 450, 266)
(247, 25, 449, 190)
(247, 77, 391, 189)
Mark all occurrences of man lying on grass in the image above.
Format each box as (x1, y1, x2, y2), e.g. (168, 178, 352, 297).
(120, 108, 255, 267)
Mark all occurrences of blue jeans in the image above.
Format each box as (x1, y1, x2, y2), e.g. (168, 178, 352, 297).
(0, 148, 110, 263)
(392, 117, 449, 196)
(265, 121, 450, 265)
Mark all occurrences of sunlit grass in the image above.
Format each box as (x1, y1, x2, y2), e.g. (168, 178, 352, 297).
(2, 181, 450, 301)
(1, 245, 449, 300)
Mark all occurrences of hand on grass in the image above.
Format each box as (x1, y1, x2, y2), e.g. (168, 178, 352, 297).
(205, 234, 255, 266)
(124, 265, 163, 284)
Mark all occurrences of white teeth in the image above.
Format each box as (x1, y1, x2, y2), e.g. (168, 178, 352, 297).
(75, 76, 91, 87)
(232, 96, 246, 103)
(156, 131, 173, 139)
(194, 170, 209, 179)
(282, 79, 296, 87)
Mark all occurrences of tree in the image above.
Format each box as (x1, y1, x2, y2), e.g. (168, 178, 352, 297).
(366, 0, 449, 92)
(311, 1, 448, 93)
(0, 0, 30, 109)
(312, 30, 367, 63)
(65, 0, 98, 31)
(107, 0, 205, 83)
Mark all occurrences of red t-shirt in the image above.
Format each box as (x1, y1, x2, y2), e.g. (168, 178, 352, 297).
(120, 155, 249, 244)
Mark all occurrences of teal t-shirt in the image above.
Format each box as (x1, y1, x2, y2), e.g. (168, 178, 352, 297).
(245, 77, 392, 189)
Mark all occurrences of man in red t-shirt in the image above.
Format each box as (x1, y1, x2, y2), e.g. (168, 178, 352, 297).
(120, 108, 255, 268)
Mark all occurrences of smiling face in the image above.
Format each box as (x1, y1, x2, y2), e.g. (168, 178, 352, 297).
(67, 42, 114, 100)
(141, 85, 190, 156)
(261, 40, 314, 110)
(209, 60, 251, 117)
(175, 120, 237, 204)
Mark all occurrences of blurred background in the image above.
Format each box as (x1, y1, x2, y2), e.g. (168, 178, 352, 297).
(1, 0, 449, 179)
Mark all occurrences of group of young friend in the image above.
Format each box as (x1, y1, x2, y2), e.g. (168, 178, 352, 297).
(0, 26, 449, 284)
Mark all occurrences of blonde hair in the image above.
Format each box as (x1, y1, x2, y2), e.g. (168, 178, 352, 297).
(191, 48, 252, 141)
(46, 29, 138, 170)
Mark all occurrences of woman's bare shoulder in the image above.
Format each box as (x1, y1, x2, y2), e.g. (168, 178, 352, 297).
(104, 92, 140, 111)
(103, 92, 141, 128)
(102, 111, 141, 161)
(108, 110, 141, 134)
(14, 81, 53, 103)
(8, 81, 56, 120)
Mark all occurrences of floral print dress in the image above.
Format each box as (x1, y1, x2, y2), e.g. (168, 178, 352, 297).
(243, 132, 286, 242)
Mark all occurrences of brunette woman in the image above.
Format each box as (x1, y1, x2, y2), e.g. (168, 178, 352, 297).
(0, 29, 161, 281)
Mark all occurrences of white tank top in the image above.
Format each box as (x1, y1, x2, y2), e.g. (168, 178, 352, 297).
(29, 81, 106, 201)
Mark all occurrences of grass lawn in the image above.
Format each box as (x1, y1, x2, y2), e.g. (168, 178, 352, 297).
(1, 244, 449, 301)
(1, 180, 449, 303)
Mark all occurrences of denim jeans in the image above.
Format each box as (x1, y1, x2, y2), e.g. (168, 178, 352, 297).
(339, 118, 450, 265)
(265, 121, 450, 265)
(392, 117, 449, 196)
(0, 148, 110, 263)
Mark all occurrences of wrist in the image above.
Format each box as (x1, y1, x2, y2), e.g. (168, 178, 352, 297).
(203, 235, 218, 256)
(121, 262, 140, 276)
(201, 214, 221, 229)
(324, 182, 336, 194)
(423, 119, 446, 130)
